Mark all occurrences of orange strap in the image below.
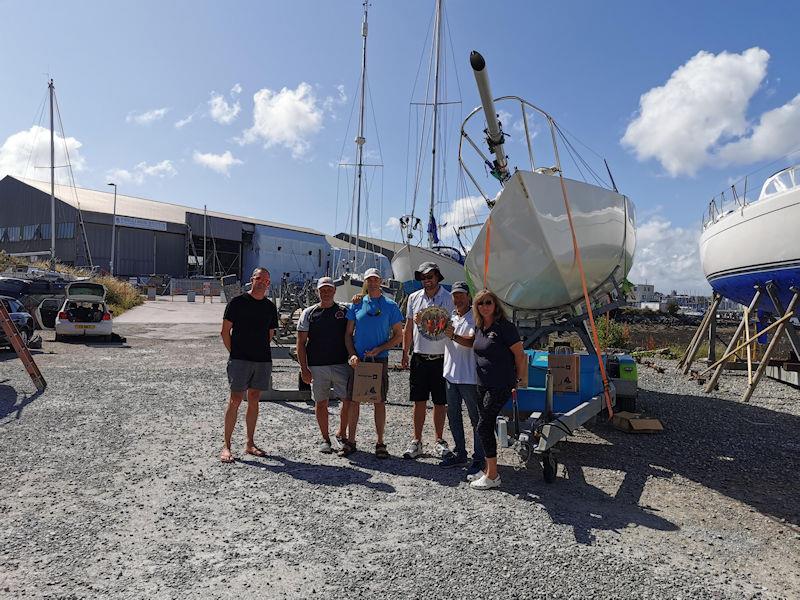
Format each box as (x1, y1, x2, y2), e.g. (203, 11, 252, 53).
(557, 175, 614, 418)
(483, 215, 492, 288)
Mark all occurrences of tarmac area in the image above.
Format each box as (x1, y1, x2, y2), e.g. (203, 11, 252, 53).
(1, 299, 799, 599)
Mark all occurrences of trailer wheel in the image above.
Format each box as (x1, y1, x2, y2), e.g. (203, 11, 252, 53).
(542, 452, 558, 483)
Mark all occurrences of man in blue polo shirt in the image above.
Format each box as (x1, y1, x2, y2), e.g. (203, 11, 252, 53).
(343, 268, 403, 458)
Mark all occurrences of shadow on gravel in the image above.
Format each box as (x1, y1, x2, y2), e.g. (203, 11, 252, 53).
(0, 349, 46, 363)
(0, 384, 44, 423)
(347, 451, 462, 488)
(239, 456, 396, 493)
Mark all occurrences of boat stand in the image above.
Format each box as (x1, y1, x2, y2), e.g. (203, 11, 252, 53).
(685, 282, 800, 401)
(677, 293, 722, 373)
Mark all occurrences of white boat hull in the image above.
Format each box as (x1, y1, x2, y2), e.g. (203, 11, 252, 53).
(699, 187, 800, 312)
(465, 170, 635, 311)
(391, 245, 466, 291)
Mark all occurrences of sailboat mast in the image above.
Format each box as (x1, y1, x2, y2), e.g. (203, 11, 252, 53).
(49, 79, 56, 270)
(427, 0, 443, 247)
(353, 0, 369, 269)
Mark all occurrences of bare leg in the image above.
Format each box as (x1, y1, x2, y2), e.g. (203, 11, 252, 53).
(315, 399, 330, 442)
(338, 399, 350, 440)
(374, 402, 386, 445)
(412, 401, 426, 441)
(244, 388, 265, 455)
(222, 391, 244, 461)
(432, 404, 447, 441)
(485, 457, 498, 480)
(347, 400, 361, 444)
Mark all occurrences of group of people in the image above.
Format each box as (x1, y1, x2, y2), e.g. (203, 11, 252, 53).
(220, 262, 527, 491)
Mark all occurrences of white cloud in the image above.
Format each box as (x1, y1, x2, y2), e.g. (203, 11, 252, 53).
(622, 48, 769, 176)
(239, 82, 324, 158)
(716, 93, 800, 164)
(440, 196, 488, 238)
(106, 160, 176, 185)
(230, 83, 242, 96)
(385, 216, 401, 230)
(0, 126, 85, 184)
(208, 91, 241, 125)
(126, 107, 170, 125)
(192, 150, 243, 176)
(174, 113, 195, 129)
(323, 84, 348, 114)
(627, 216, 709, 294)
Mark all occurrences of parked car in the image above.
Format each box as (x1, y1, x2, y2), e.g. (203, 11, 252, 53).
(53, 282, 113, 341)
(0, 296, 35, 348)
(0, 276, 67, 328)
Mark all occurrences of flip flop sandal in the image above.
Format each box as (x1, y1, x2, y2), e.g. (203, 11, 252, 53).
(375, 443, 389, 459)
(245, 447, 267, 457)
(337, 442, 356, 457)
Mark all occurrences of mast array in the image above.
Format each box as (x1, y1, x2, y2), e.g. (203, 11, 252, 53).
(49, 79, 55, 270)
(427, 0, 443, 246)
(352, 0, 369, 271)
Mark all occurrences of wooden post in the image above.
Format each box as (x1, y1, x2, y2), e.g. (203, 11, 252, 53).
(681, 293, 721, 374)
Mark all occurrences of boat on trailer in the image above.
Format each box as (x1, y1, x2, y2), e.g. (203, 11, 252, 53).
(700, 164, 800, 315)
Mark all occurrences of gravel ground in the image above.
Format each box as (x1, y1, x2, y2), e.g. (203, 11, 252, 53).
(1, 323, 799, 599)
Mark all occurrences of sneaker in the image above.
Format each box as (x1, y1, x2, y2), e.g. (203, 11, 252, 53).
(402, 439, 423, 459)
(466, 460, 485, 478)
(470, 474, 502, 490)
(440, 453, 468, 468)
(434, 439, 450, 458)
(466, 470, 485, 482)
(318, 440, 333, 454)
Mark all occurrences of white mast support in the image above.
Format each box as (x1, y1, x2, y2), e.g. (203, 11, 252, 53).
(469, 51, 509, 182)
(49, 79, 56, 270)
(427, 0, 443, 246)
(353, 0, 369, 270)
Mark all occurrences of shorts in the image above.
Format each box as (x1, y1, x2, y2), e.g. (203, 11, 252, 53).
(409, 354, 447, 405)
(309, 364, 351, 403)
(227, 359, 272, 392)
(347, 357, 389, 403)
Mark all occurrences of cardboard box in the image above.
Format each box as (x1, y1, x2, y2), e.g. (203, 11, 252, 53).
(548, 354, 580, 393)
(611, 411, 663, 433)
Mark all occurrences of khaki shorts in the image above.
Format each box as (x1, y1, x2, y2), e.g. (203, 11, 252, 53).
(309, 364, 351, 403)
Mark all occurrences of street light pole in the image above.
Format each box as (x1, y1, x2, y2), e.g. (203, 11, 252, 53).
(107, 183, 117, 276)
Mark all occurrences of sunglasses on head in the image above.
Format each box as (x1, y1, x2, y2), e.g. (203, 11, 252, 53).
(477, 299, 494, 306)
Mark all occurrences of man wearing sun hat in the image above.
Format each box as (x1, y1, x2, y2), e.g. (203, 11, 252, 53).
(343, 268, 404, 458)
(401, 261, 455, 460)
(297, 276, 351, 454)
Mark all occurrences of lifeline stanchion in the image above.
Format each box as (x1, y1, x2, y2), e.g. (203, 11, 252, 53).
(0, 301, 46, 392)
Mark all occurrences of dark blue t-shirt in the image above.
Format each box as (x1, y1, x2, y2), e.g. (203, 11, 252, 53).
(473, 318, 521, 389)
(346, 294, 404, 359)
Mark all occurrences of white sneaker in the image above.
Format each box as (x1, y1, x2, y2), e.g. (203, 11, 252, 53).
(470, 474, 501, 490)
(403, 439, 423, 459)
(466, 470, 485, 482)
(318, 440, 333, 454)
(434, 439, 450, 458)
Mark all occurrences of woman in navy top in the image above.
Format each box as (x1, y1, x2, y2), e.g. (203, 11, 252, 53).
(469, 289, 527, 490)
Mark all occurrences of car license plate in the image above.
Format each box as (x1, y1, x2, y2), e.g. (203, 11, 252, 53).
(75, 324, 95, 329)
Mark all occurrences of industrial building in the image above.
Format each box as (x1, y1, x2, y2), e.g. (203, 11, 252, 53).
(0, 175, 388, 282)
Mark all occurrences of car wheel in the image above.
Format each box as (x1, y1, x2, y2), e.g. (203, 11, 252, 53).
(55, 333, 63, 342)
(18, 328, 29, 347)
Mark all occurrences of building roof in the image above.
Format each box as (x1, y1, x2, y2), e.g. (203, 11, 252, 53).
(334, 232, 407, 255)
(9, 176, 325, 236)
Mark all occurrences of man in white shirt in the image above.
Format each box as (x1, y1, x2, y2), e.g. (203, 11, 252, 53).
(440, 281, 484, 476)
(401, 262, 455, 459)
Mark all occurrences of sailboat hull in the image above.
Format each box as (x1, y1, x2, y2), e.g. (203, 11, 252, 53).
(391, 245, 466, 293)
(465, 170, 635, 311)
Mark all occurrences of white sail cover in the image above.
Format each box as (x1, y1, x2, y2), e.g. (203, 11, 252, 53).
(465, 170, 635, 311)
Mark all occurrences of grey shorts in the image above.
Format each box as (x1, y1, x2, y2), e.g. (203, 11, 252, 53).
(309, 364, 351, 403)
(227, 359, 272, 392)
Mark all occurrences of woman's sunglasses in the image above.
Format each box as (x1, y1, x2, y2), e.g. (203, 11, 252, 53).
(476, 300, 494, 306)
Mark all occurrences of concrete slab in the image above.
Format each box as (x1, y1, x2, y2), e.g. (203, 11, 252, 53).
(115, 295, 226, 324)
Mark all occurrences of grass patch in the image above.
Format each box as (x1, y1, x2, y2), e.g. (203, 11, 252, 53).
(1, 251, 143, 316)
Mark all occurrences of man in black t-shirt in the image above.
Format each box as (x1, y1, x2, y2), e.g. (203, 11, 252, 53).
(296, 277, 350, 454)
(220, 267, 279, 463)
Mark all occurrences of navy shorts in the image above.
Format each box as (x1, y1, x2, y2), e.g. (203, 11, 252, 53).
(227, 359, 272, 392)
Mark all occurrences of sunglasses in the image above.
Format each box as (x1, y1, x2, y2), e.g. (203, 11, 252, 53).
(477, 300, 494, 306)
(420, 273, 437, 280)
(367, 308, 382, 317)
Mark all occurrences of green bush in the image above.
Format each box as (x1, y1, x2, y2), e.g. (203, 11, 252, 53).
(596, 315, 632, 351)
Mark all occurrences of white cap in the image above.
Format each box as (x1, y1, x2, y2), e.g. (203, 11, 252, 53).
(363, 268, 382, 280)
(317, 276, 335, 289)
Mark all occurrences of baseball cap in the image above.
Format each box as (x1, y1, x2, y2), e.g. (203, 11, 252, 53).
(363, 268, 382, 280)
(414, 261, 444, 282)
(317, 276, 335, 289)
(450, 281, 470, 295)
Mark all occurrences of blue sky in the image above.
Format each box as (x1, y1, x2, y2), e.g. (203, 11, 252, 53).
(1, 0, 799, 293)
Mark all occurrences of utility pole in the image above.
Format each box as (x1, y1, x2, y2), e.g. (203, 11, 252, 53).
(107, 183, 117, 275)
(49, 79, 55, 270)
